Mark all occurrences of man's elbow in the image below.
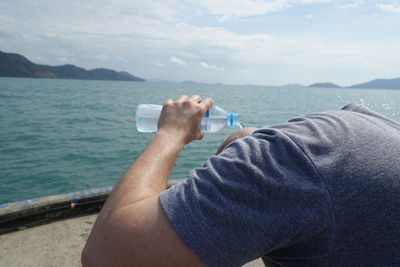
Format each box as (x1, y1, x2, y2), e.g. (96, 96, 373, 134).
(80, 213, 130, 267)
(81, 243, 93, 267)
(81, 233, 109, 267)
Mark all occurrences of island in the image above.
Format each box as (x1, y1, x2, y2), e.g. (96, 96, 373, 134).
(349, 78, 400, 90)
(0, 50, 145, 82)
(309, 82, 341, 88)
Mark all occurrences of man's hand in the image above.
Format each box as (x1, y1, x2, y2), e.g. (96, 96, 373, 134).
(158, 95, 214, 145)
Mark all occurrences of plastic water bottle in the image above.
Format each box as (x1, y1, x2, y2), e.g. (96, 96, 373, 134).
(136, 104, 239, 133)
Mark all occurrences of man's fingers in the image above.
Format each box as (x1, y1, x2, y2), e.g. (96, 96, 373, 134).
(198, 131, 205, 140)
(177, 95, 189, 102)
(163, 99, 173, 106)
(188, 95, 202, 103)
(174, 95, 213, 115)
(200, 98, 214, 110)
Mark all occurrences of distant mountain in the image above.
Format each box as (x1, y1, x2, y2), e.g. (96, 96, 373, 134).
(0, 50, 145, 82)
(181, 80, 202, 84)
(349, 78, 400, 89)
(147, 78, 175, 83)
(309, 82, 341, 88)
(281, 83, 305, 88)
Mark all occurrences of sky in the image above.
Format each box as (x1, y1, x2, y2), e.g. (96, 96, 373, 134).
(0, 0, 400, 86)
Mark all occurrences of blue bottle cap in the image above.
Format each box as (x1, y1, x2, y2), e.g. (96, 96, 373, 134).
(227, 112, 239, 126)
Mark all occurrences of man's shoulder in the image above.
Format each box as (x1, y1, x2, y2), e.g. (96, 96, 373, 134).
(255, 103, 400, 150)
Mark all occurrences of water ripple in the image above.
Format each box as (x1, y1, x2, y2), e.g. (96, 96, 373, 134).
(1, 77, 400, 203)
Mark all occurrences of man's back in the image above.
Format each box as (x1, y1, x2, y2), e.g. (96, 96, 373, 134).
(299, 103, 400, 266)
(160, 103, 400, 266)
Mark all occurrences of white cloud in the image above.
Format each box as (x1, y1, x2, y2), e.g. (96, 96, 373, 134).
(296, 0, 330, 3)
(170, 56, 186, 65)
(191, 0, 332, 18)
(191, 0, 288, 17)
(199, 62, 225, 71)
(217, 15, 233, 22)
(1, 0, 400, 85)
(377, 4, 400, 13)
(154, 60, 165, 67)
(340, 0, 364, 8)
(49, 48, 69, 57)
(85, 54, 111, 62)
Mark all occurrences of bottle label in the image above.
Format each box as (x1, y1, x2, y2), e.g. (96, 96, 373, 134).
(201, 123, 209, 131)
(228, 112, 234, 126)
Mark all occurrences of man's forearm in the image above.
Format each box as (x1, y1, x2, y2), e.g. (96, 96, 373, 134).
(98, 130, 185, 219)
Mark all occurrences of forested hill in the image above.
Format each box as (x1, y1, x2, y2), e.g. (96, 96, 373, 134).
(349, 78, 400, 90)
(309, 82, 341, 88)
(0, 50, 145, 82)
(308, 78, 400, 89)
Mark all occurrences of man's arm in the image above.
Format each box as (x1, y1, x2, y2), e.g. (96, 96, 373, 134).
(81, 95, 213, 267)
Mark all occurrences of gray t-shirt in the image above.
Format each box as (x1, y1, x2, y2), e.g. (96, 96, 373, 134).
(160, 103, 400, 266)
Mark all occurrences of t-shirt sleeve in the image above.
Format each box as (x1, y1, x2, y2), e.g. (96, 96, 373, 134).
(159, 129, 331, 267)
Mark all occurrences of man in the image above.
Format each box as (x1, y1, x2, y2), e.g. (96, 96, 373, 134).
(82, 95, 400, 266)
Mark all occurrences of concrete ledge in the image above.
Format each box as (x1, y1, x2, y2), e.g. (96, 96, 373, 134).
(0, 179, 265, 266)
(0, 213, 265, 267)
(0, 179, 184, 234)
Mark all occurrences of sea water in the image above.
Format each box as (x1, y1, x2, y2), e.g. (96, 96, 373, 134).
(1, 77, 400, 204)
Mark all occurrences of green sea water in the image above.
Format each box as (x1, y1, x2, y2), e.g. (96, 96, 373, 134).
(1, 77, 400, 204)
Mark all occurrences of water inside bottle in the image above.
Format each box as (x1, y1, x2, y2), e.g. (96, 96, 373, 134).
(136, 117, 159, 132)
(201, 116, 227, 132)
